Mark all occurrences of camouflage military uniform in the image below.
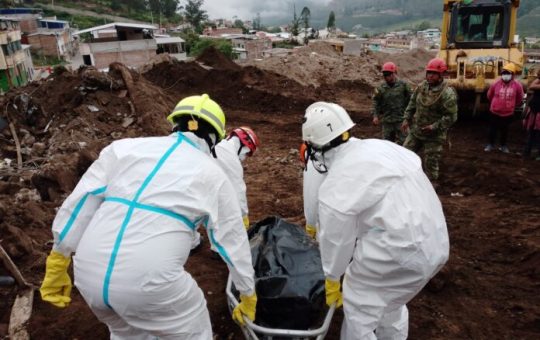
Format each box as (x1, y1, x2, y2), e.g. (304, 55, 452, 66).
(372, 80, 412, 144)
(403, 80, 458, 180)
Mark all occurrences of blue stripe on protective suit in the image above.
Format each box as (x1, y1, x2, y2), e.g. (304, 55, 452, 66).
(201, 216, 234, 267)
(102, 133, 190, 308)
(104, 197, 196, 230)
(58, 186, 107, 243)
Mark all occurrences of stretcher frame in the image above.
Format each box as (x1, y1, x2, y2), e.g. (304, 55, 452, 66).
(226, 275, 336, 340)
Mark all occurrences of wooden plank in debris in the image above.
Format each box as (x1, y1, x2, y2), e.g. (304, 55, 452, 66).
(0, 245, 30, 287)
(8, 287, 34, 340)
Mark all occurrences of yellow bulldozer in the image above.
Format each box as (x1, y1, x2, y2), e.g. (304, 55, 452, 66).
(438, 0, 531, 115)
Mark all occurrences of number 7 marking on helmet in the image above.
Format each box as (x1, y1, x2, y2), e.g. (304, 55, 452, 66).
(327, 123, 333, 132)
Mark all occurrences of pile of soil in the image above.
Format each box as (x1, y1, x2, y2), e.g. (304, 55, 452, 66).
(0, 47, 539, 339)
(241, 43, 435, 88)
(374, 48, 436, 84)
(242, 42, 382, 87)
(196, 46, 241, 71)
(142, 54, 315, 114)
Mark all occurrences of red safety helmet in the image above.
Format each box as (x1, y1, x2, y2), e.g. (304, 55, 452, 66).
(229, 126, 259, 156)
(382, 62, 398, 73)
(425, 58, 448, 73)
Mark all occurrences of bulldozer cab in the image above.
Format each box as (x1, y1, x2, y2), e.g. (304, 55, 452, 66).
(448, 1, 511, 49)
(438, 0, 528, 116)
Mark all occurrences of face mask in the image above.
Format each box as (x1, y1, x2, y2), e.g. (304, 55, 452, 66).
(310, 150, 328, 174)
(239, 146, 250, 161)
(502, 74, 512, 82)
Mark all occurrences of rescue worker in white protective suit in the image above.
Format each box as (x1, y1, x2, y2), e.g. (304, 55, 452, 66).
(301, 102, 449, 340)
(39, 94, 258, 339)
(191, 127, 260, 250)
(299, 143, 326, 239)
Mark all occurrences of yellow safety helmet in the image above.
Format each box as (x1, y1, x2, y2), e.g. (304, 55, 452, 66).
(502, 63, 517, 74)
(167, 94, 226, 140)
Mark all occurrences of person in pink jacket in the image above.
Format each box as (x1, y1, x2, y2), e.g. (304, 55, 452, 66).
(485, 63, 524, 153)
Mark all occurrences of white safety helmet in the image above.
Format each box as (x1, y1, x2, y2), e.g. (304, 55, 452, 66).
(302, 102, 355, 149)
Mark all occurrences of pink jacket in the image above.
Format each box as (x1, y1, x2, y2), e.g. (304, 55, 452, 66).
(487, 79, 524, 117)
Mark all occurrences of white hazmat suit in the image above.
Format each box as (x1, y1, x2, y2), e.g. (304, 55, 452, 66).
(308, 138, 449, 340)
(215, 137, 249, 217)
(191, 136, 250, 249)
(51, 132, 255, 339)
(303, 159, 327, 235)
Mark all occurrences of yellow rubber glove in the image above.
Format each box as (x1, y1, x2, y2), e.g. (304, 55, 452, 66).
(325, 278, 343, 308)
(242, 215, 250, 230)
(306, 224, 317, 239)
(232, 292, 257, 325)
(40, 250, 72, 308)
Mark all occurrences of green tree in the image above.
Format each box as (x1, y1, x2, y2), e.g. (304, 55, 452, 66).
(415, 20, 431, 32)
(327, 11, 336, 31)
(233, 19, 249, 34)
(179, 30, 200, 54)
(190, 38, 233, 59)
(110, 0, 121, 11)
(148, 0, 181, 20)
(163, 0, 181, 18)
(121, 0, 146, 12)
(300, 6, 311, 44)
(253, 12, 261, 30)
(290, 4, 300, 37)
(233, 19, 244, 28)
(184, 0, 208, 33)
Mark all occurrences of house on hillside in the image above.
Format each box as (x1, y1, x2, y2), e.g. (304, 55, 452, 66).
(27, 19, 74, 59)
(203, 27, 243, 37)
(0, 9, 75, 60)
(155, 35, 186, 60)
(74, 22, 159, 70)
(0, 17, 32, 92)
(0, 8, 42, 35)
(230, 35, 272, 60)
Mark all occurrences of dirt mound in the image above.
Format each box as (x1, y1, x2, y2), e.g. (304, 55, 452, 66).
(373, 48, 437, 84)
(142, 56, 315, 114)
(0, 63, 174, 261)
(242, 43, 381, 87)
(196, 46, 241, 71)
(306, 40, 341, 57)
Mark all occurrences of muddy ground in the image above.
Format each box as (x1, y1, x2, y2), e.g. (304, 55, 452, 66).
(0, 47, 539, 339)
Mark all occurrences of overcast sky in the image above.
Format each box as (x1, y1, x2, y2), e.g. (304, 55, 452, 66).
(201, 0, 332, 22)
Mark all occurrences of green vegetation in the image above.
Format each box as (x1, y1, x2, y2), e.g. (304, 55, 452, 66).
(290, 4, 300, 37)
(327, 11, 336, 30)
(300, 7, 311, 44)
(177, 30, 200, 54)
(31, 52, 66, 67)
(40, 8, 106, 30)
(273, 40, 300, 49)
(184, 0, 208, 33)
(189, 38, 233, 58)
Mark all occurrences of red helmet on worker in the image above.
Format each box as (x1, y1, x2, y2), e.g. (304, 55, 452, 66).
(425, 58, 448, 73)
(382, 62, 398, 73)
(229, 126, 260, 156)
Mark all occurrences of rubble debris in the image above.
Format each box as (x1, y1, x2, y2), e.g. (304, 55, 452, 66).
(0, 47, 537, 340)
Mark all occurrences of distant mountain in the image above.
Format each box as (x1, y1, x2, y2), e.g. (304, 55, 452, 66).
(321, 0, 540, 36)
(31, 0, 540, 37)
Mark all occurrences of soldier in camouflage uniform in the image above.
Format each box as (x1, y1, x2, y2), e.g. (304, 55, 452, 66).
(372, 62, 412, 144)
(401, 58, 458, 181)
